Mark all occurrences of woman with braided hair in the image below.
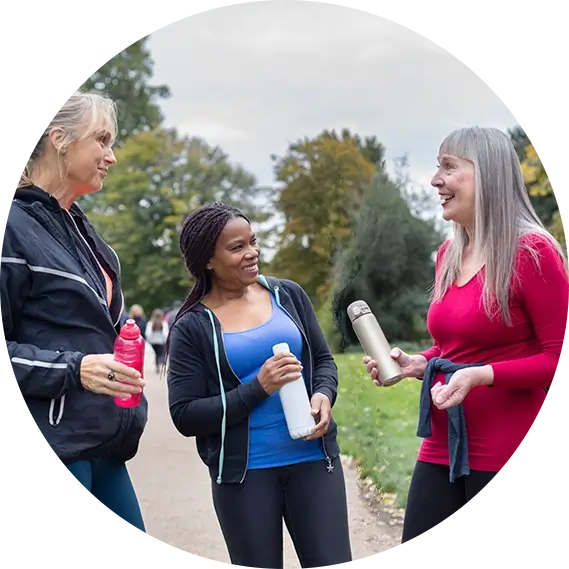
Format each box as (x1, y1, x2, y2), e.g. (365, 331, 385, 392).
(165, 203, 352, 568)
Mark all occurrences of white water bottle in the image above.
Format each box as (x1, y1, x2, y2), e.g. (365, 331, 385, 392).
(273, 342, 316, 440)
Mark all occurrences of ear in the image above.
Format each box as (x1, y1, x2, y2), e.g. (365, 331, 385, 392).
(47, 127, 67, 154)
(206, 260, 213, 270)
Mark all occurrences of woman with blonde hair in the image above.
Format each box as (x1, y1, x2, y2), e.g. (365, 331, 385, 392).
(1, 90, 148, 530)
(363, 126, 568, 542)
(129, 303, 147, 340)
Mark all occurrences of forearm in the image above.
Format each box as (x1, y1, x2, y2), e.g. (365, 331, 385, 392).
(489, 355, 557, 390)
(169, 377, 269, 437)
(312, 363, 338, 406)
(7, 340, 84, 398)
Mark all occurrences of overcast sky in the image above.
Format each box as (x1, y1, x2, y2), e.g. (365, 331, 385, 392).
(147, 1, 519, 190)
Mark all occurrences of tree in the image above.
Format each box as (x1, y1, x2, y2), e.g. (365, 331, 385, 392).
(509, 126, 559, 230)
(81, 36, 171, 145)
(522, 139, 569, 248)
(87, 127, 272, 310)
(331, 172, 445, 349)
(268, 131, 377, 306)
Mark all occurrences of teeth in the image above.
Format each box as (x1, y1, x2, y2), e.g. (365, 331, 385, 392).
(440, 195, 454, 203)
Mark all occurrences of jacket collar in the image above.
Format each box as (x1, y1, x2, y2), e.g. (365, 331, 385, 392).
(15, 185, 90, 220)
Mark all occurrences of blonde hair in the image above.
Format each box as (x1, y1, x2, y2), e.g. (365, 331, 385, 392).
(129, 304, 144, 318)
(18, 90, 118, 189)
(432, 126, 566, 326)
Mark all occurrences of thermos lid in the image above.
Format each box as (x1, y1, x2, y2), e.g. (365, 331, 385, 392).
(346, 300, 371, 322)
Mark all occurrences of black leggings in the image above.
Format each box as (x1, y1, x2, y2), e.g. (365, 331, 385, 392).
(402, 462, 567, 552)
(150, 343, 165, 369)
(211, 456, 352, 568)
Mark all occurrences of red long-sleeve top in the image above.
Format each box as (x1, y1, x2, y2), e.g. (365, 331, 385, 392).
(419, 233, 568, 472)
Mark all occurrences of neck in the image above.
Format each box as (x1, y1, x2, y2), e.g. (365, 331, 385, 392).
(31, 170, 78, 210)
(208, 280, 251, 305)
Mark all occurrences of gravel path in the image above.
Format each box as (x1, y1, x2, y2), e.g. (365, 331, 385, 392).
(128, 347, 402, 566)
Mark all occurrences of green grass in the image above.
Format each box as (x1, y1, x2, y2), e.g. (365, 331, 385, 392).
(332, 352, 422, 508)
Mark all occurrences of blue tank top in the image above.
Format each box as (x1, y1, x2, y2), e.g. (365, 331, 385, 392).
(223, 294, 326, 470)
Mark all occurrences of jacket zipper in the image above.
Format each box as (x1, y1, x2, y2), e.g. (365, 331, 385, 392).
(63, 212, 132, 432)
(64, 211, 116, 329)
(273, 285, 334, 473)
(106, 244, 124, 327)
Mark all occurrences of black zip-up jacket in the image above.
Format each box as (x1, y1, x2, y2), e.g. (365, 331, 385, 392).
(167, 275, 341, 484)
(1, 186, 148, 464)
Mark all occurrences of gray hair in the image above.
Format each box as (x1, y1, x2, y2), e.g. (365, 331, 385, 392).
(18, 90, 118, 188)
(433, 126, 566, 326)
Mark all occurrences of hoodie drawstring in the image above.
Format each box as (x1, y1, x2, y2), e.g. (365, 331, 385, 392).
(205, 308, 227, 485)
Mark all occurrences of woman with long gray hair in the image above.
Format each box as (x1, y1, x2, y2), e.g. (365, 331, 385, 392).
(362, 126, 568, 541)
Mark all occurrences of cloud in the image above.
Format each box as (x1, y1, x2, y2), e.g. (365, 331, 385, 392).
(147, 1, 518, 186)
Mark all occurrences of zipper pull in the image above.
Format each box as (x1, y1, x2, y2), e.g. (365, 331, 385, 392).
(326, 457, 334, 473)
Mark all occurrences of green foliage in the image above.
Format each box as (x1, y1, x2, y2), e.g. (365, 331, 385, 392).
(315, 295, 342, 353)
(269, 130, 377, 307)
(509, 127, 561, 237)
(81, 36, 171, 145)
(332, 172, 444, 349)
(86, 128, 272, 311)
(333, 352, 426, 507)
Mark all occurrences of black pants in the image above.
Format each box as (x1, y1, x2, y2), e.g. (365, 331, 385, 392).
(150, 343, 165, 370)
(402, 462, 567, 552)
(211, 457, 352, 568)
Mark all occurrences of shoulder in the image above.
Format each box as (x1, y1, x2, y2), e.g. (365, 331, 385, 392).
(7, 199, 35, 227)
(515, 231, 568, 283)
(265, 276, 310, 303)
(3, 201, 38, 254)
(433, 239, 452, 272)
(437, 239, 452, 259)
(275, 277, 305, 295)
(169, 306, 210, 342)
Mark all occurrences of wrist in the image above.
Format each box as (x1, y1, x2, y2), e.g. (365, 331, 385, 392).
(474, 365, 494, 387)
(313, 390, 332, 405)
(412, 355, 428, 378)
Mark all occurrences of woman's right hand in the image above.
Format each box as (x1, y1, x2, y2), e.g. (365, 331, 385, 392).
(258, 352, 303, 395)
(362, 347, 427, 386)
(80, 354, 146, 399)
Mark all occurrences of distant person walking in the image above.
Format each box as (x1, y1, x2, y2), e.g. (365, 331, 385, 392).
(145, 309, 169, 373)
(165, 300, 182, 324)
(129, 304, 147, 340)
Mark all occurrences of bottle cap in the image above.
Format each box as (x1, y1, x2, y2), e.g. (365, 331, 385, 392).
(272, 342, 290, 355)
(120, 319, 141, 340)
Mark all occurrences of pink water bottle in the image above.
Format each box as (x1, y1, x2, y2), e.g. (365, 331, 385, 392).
(112, 319, 145, 408)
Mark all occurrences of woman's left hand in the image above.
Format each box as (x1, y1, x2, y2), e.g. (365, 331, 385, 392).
(431, 365, 494, 410)
(304, 392, 332, 440)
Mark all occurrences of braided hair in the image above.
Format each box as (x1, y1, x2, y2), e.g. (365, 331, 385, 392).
(165, 202, 251, 358)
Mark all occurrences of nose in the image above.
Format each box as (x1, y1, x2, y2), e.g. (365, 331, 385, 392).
(105, 147, 117, 165)
(431, 171, 443, 188)
(246, 244, 259, 258)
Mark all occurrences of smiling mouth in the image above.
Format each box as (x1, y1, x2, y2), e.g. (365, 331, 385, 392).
(440, 194, 454, 204)
(243, 263, 258, 273)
